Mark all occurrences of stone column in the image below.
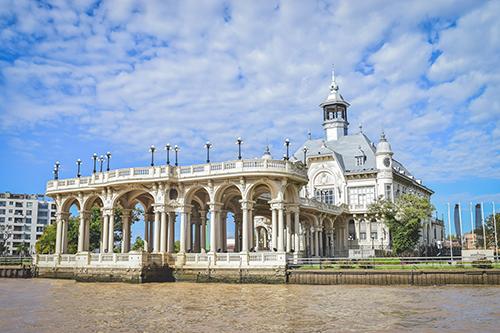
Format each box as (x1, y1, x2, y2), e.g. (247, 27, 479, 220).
(277, 204, 285, 252)
(248, 208, 254, 250)
(77, 213, 85, 253)
(240, 200, 252, 252)
(84, 211, 90, 251)
(271, 207, 278, 251)
(121, 209, 131, 253)
(186, 212, 192, 252)
(55, 213, 63, 254)
(294, 211, 300, 253)
(221, 210, 227, 252)
(144, 216, 149, 252)
(286, 210, 292, 252)
(179, 211, 187, 253)
(200, 211, 206, 252)
(153, 210, 161, 253)
(160, 210, 167, 253)
(62, 217, 69, 253)
(194, 219, 200, 253)
(319, 229, 324, 257)
(108, 209, 115, 253)
(102, 213, 109, 253)
(234, 219, 240, 252)
(314, 228, 319, 257)
(167, 212, 175, 253)
(209, 203, 218, 253)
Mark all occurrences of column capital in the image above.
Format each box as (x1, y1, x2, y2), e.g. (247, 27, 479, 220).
(239, 199, 255, 210)
(102, 208, 114, 216)
(120, 208, 133, 215)
(56, 212, 70, 220)
(207, 201, 223, 211)
(270, 201, 285, 210)
(177, 204, 193, 214)
(153, 204, 166, 213)
(80, 210, 92, 219)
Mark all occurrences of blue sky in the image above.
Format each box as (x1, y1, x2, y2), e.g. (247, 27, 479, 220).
(0, 0, 499, 238)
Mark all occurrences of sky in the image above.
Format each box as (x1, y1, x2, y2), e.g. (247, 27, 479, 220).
(0, 0, 499, 237)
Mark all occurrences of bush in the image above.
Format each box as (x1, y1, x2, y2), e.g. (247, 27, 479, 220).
(471, 260, 493, 269)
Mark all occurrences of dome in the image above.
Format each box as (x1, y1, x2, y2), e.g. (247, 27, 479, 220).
(262, 145, 272, 160)
(376, 132, 393, 154)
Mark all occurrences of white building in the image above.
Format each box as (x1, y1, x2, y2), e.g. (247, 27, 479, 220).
(0, 192, 56, 255)
(293, 70, 444, 255)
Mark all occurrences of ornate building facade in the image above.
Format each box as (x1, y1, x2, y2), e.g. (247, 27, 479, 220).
(35, 71, 444, 280)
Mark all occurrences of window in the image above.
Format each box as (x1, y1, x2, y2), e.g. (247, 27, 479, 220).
(0, 217, 4, 223)
(24, 226, 31, 232)
(434, 228, 437, 239)
(15, 202, 23, 207)
(348, 186, 375, 208)
(36, 227, 44, 233)
(0, 201, 5, 207)
(26, 202, 33, 208)
(38, 203, 48, 209)
(371, 232, 378, 239)
(14, 218, 23, 223)
(26, 210, 32, 216)
(0, 209, 5, 215)
(37, 218, 47, 225)
(355, 155, 366, 166)
(25, 218, 32, 224)
(348, 220, 356, 240)
(315, 188, 335, 205)
(385, 184, 392, 201)
(38, 211, 48, 217)
(14, 210, 23, 215)
(360, 232, 367, 240)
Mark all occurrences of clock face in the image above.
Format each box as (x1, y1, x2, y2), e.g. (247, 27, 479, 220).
(383, 157, 391, 167)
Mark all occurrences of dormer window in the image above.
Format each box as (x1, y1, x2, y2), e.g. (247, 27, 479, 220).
(355, 155, 366, 166)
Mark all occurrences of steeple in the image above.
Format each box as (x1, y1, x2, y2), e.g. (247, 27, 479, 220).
(262, 145, 272, 160)
(320, 67, 350, 141)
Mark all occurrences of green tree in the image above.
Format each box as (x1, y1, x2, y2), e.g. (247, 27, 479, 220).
(35, 224, 56, 254)
(369, 194, 434, 255)
(473, 213, 500, 249)
(131, 236, 144, 251)
(16, 242, 30, 256)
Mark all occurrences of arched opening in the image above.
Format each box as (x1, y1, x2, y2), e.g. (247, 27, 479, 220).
(248, 182, 276, 252)
(218, 184, 243, 253)
(113, 189, 155, 253)
(185, 186, 210, 253)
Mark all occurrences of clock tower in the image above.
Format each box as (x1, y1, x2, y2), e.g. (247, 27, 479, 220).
(376, 131, 394, 201)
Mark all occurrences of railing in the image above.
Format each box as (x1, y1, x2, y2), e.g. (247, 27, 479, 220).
(46, 159, 307, 192)
(299, 198, 346, 214)
(287, 256, 499, 270)
(0, 256, 32, 266)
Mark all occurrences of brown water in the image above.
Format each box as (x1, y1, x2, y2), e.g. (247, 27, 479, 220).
(0, 279, 499, 333)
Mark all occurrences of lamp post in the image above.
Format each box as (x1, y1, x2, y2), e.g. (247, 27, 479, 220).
(92, 153, 98, 174)
(284, 138, 290, 160)
(54, 161, 60, 180)
(205, 141, 212, 163)
(303, 146, 308, 164)
(149, 145, 156, 166)
(236, 137, 243, 160)
(99, 155, 104, 172)
(371, 236, 375, 250)
(174, 145, 180, 166)
(282, 153, 287, 161)
(76, 159, 82, 178)
(106, 152, 111, 171)
(164, 143, 171, 165)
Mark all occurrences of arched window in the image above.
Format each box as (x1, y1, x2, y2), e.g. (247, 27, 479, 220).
(348, 219, 356, 240)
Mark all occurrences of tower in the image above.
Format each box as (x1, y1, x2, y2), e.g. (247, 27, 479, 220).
(376, 131, 394, 201)
(320, 69, 350, 141)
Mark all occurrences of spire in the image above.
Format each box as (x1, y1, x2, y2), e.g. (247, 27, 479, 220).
(262, 145, 272, 160)
(330, 67, 339, 92)
(380, 130, 387, 142)
(322, 66, 349, 105)
(376, 130, 392, 154)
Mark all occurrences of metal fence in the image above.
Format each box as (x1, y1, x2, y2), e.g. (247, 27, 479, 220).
(0, 256, 32, 266)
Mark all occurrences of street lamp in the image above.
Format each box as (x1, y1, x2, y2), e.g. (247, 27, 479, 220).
(99, 155, 104, 172)
(92, 153, 98, 174)
(302, 146, 308, 164)
(284, 138, 290, 160)
(282, 153, 287, 161)
(174, 145, 180, 166)
(76, 159, 82, 178)
(236, 137, 243, 160)
(205, 141, 212, 163)
(371, 236, 375, 250)
(106, 152, 111, 171)
(164, 143, 171, 165)
(54, 161, 60, 180)
(149, 145, 156, 166)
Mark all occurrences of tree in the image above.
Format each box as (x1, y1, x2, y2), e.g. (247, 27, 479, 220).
(369, 194, 434, 256)
(473, 213, 500, 249)
(35, 224, 56, 254)
(131, 236, 144, 251)
(16, 243, 30, 256)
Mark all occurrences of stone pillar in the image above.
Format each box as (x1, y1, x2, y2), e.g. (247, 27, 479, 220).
(271, 207, 278, 251)
(221, 210, 227, 252)
(186, 212, 192, 252)
(179, 211, 187, 253)
(319, 229, 324, 257)
(153, 210, 161, 253)
(84, 211, 90, 251)
(160, 210, 167, 253)
(121, 209, 131, 253)
(200, 211, 206, 252)
(78, 213, 85, 253)
(62, 217, 69, 253)
(108, 210, 115, 253)
(294, 211, 300, 253)
(234, 219, 240, 252)
(144, 217, 149, 252)
(209, 203, 218, 253)
(194, 219, 200, 253)
(241, 200, 252, 252)
(277, 204, 285, 252)
(314, 228, 319, 257)
(102, 213, 109, 253)
(55, 213, 63, 254)
(167, 212, 175, 253)
(286, 210, 292, 252)
(248, 208, 254, 250)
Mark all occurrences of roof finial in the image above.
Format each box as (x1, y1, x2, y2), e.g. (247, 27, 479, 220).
(307, 129, 312, 140)
(380, 130, 387, 142)
(359, 123, 363, 134)
(330, 65, 339, 92)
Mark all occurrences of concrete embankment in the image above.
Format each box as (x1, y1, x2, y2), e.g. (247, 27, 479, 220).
(286, 269, 500, 285)
(0, 265, 33, 278)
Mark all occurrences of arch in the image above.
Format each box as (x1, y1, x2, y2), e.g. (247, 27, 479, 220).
(244, 179, 279, 201)
(283, 183, 300, 204)
(213, 182, 243, 203)
(61, 196, 82, 213)
(83, 194, 104, 211)
(184, 184, 212, 206)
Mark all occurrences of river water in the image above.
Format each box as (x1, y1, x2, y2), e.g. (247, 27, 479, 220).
(0, 279, 499, 332)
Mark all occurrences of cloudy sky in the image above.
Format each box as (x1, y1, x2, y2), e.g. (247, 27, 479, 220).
(0, 0, 499, 220)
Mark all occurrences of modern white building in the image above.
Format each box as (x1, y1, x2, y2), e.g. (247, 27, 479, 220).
(0, 192, 56, 255)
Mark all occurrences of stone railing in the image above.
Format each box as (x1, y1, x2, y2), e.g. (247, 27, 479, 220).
(47, 159, 307, 193)
(180, 251, 287, 268)
(299, 198, 346, 215)
(34, 252, 177, 268)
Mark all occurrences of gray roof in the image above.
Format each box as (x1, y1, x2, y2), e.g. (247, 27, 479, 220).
(293, 133, 379, 173)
